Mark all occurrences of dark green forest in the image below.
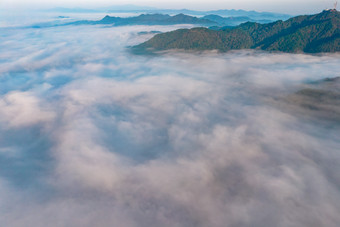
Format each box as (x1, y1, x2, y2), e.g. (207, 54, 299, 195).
(136, 10, 340, 53)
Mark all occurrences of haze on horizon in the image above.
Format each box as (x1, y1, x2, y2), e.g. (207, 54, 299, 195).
(0, 0, 337, 14)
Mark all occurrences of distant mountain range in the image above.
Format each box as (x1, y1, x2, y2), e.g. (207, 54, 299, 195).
(30, 7, 292, 28)
(28, 13, 214, 28)
(106, 9, 290, 22)
(46, 6, 291, 21)
(62, 13, 283, 27)
(135, 10, 340, 53)
(94, 13, 214, 26)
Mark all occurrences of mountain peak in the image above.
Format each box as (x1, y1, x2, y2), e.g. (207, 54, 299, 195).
(323, 9, 339, 13)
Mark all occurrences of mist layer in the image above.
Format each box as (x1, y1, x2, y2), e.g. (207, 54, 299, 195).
(0, 20, 340, 227)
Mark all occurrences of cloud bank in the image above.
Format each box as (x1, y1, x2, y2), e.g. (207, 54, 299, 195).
(0, 19, 340, 227)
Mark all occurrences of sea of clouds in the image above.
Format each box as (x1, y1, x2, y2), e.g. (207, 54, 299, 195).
(0, 15, 340, 227)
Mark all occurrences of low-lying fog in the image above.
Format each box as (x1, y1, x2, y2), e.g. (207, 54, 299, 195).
(0, 17, 339, 227)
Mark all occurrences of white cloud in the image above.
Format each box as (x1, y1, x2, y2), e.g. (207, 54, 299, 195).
(0, 17, 339, 227)
(0, 91, 55, 127)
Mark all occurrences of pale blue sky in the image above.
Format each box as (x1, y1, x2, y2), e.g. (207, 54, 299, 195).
(0, 0, 337, 14)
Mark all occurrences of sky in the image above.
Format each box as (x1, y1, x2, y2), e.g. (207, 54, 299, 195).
(0, 0, 336, 14)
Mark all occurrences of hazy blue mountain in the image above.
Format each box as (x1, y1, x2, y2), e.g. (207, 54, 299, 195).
(202, 15, 272, 26)
(27, 13, 219, 28)
(135, 10, 340, 53)
(106, 8, 291, 21)
(57, 13, 280, 28)
(44, 7, 291, 22)
(66, 13, 217, 26)
(206, 9, 290, 20)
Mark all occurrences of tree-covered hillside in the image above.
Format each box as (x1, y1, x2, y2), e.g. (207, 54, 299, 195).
(136, 10, 340, 53)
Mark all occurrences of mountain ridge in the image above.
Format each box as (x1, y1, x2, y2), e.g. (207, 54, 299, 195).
(44, 7, 291, 21)
(65, 13, 281, 27)
(135, 10, 340, 53)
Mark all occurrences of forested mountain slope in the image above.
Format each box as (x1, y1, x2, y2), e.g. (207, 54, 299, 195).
(136, 10, 340, 53)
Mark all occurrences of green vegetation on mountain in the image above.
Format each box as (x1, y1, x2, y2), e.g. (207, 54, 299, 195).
(135, 10, 340, 53)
